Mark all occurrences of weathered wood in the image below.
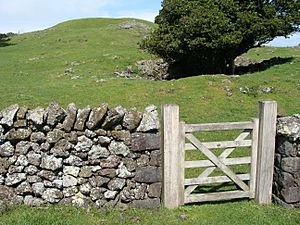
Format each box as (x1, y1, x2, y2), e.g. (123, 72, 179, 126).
(255, 101, 277, 204)
(185, 173, 250, 185)
(178, 122, 185, 205)
(185, 157, 251, 168)
(131, 133, 160, 151)
(249, 118, 259, 198)
(186, 133, 250, 191)
(185, 140, 252, 150)
(184, 131, 250, 196)
(162, 104, 183, 209)
(185, 121, 253, 132)
(185, 191, 250, 204)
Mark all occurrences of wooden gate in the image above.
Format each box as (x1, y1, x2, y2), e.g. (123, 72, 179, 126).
(162, 101, 277, 209)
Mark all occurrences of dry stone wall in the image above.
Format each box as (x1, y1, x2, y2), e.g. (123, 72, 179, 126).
(273, 115, 300, 208)
(0, 102, 161, 209)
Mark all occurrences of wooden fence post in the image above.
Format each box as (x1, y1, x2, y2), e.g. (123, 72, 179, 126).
(161, 104, 184, 209)
(255, 101, 277, 204)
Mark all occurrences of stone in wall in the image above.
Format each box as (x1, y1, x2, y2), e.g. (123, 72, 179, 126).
(273, 114, 300, 208)
(0, 103, 162, 209)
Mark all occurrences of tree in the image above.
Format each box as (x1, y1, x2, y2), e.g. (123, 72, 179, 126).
(141, 0, 300, 76)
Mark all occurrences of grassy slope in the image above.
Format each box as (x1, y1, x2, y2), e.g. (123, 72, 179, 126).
(0, 18, 299, 224)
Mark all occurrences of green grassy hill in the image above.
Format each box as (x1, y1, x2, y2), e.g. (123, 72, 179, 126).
(0, 17, 299, 225)
(0, 17, 299, 124)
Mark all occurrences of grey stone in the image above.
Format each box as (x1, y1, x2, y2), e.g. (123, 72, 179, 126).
(89, 176, 110, 187)
(27, 175, 42, 183)
(17, 106, 28, 119)
(136, 105, 159, 132)
(41, 155, 63, 171)
(98, 136, 111, 146)
(30, 132, 46, 143)
(278, 171, 295, 187)
(116, 162, 133, 178)
(32, 182, 45, 197)
(281, 187, 300, 203)
(98, 169, 117, 178)
(108, 141, 130, 157)
(102, 106, 126, 129)
(5, 173, 26, 186)
(27, 152, 41, 166)
(42, 188, 63, 203)
(111, 130, 131, 145)
(137, 154, 150, 167)
(46, 102, 66, 126)
(63, 186, 78, 197)
(40, 142, 50, 152)
(150, 150, 162, 167)
(6, 128, 32, 141)
(24, 196, 44, 206)
(273, 194, 294, 209)
(38, 170, 56, 181)
(148, 182, 162, 198)
(27, 107, 46, 125)
(277, 137, 297, 156)
(8, 165, 24, 173)
(177, 214, 189, 220)
(277, 115, 300, 140)
(133, 183, 147, 200)
(90, 187, 105, 201)
(72, 192, 92, 208)
(63, 166, 80, 177)
(53, 179, 63, 189)
(120, 187, 135, 202)
(15, 155, 29, 166)
(14, 120, 27, 128)
(0, 175, 4, 185)
(100, 155, 120, 168)
(79, 166, 92, 178)
(122, 158, 136, 172)
(15, 141, 31, 155)
(281, 157, 300, 173)
(131, 133, 160, 151)
(104, 190, 118, 200)
(0, 158, 10, 174)
(79, 183, 92, 195)
(64, 155, 83, 166)
(16, 181, 32, 195)
(108, 178, 126, 191)
(95, 199, 107, 208)
(84, 129, 97, 138)
(86, 104, 108, 130)
(46, 129, 64, 143)
(44, 180, 55, 188)
(63, 103, 77, 132)
(50, 139, 73, 157)
(24, 165, 38, 175)
(122, 108, 142, 131)
(88, 145, 109, 160)
(63, 175, 78, 187)
(74, 107, 91, 131)
(134, 166, 161, 183)
(0, 142, 14, 157)
(64, 131, 78, 144)
(75, 136, 93, 152)
(0, 104, 19, 127)
(0, 185, 22, 207)
(131, 198, 160, 208)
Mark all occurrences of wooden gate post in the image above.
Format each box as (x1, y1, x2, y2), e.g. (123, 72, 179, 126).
(255, 101, 277, 204)
(161, 104, 184, 209)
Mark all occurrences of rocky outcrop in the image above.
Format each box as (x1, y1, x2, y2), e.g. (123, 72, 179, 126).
(0, 102, 161, 209)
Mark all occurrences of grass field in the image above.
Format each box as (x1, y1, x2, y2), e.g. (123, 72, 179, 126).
(0, 18, 299, 224)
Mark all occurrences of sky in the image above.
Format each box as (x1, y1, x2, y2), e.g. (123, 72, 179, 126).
(0, 0, 298, 47)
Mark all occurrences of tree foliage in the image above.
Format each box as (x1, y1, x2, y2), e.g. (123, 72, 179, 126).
(141, 0, 300, 76)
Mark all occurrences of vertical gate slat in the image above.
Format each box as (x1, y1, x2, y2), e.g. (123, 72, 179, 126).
(249, 118, 259, 198)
